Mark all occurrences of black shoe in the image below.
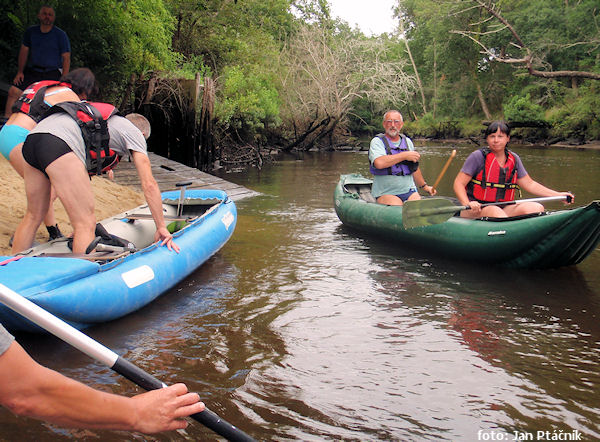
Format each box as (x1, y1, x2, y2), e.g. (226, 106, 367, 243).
(46, 224, 64, 241)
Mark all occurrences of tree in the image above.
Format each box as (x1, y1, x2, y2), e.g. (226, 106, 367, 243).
(399, 0, 501, 120)
(278, 24, 415, 150)
(451, 0, 600, 81)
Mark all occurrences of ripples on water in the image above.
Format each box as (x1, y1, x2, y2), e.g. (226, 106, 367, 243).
(5, 147, 600, 441)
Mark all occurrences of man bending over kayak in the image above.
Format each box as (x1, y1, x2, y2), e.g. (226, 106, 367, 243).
(11, 105, 179, 255)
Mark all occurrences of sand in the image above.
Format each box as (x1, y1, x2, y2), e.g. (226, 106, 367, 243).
(0, 156, 145, 256)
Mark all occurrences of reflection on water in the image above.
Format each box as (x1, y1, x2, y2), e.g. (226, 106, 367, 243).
(5, 145, 600, 440)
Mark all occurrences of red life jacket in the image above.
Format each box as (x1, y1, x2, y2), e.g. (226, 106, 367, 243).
(467, 148, 520, 202)
(11, 80, 72, 123)
(45, 101, 121, 175)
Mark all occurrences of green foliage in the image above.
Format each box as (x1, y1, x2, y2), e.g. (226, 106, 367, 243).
(169, 54, 211, 80)
(56, 0, 175, 98)
(2, 0, 598, 145)
(503, 94, 546, 124)
(404, 113, 474, 139)
(398, 0, 600, 142)
(215, 65, 281, 141)
(547, 84, 600, 141)
(166, 0, 294, 72)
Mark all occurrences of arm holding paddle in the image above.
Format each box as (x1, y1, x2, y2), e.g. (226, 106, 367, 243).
(517, 175, 574, 204)
(454, 172, 573, 219)
(412, 168, 436, 196)
(0, 332, 204, 433)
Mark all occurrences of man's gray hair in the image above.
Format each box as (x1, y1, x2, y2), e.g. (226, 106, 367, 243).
(125, 113, 151, 140)
(383, 110, 403, 122)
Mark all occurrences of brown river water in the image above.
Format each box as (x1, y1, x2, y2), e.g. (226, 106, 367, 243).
(1, 143, 599, 441)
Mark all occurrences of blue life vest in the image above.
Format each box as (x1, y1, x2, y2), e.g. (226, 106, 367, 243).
(369, 134, 419, 176)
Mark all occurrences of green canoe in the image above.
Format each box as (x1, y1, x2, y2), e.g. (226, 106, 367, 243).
(334, 174, 600, 269)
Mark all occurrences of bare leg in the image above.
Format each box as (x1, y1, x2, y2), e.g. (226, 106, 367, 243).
(9, 143, 59, 228)
(377, 194, 404, 206)
(12, 164, 51, 253)
(4, 86, 22, 118)
(45, 152, 96, 253)
(406, 192, 422, 201)
(460, 205, 508, 218)
(377, 191, 421, 206)
(504, 202, 545, 216)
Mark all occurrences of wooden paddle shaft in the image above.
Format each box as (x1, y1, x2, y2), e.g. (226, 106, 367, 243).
(432, 149, 457, 189)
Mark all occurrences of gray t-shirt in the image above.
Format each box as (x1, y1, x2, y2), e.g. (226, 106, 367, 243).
(30, 112, 148, 165)
(0, 324, 15, 356)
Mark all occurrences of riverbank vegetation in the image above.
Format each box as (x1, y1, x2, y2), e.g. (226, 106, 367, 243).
(1, 0, 598, 169)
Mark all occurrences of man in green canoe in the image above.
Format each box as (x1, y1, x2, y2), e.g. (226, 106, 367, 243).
(369, 110, 436, 205)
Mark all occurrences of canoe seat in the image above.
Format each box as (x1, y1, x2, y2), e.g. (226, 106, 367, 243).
(345, 184, 377, 203)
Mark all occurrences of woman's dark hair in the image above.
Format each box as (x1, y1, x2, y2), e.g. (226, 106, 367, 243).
(484, 120, 510, 137)
(61, 68, 98, 99)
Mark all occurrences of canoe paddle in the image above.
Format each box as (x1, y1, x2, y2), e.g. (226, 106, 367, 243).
(431, 149, 457, 191)
(402, 195, 571, 229)
(0, 283, 255, 442)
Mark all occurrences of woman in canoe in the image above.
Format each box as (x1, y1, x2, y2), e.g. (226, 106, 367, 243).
(453, 121, 573, 218)
(0, 67, 97, 240)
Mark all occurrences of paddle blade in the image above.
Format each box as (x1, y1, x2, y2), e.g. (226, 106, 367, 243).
(402, 198, 464, 229)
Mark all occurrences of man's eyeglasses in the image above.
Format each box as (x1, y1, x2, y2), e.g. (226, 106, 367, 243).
(385, 120, 402, 124)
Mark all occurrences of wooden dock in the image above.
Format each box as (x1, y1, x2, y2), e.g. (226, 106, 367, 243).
(111, 152, 259, 201)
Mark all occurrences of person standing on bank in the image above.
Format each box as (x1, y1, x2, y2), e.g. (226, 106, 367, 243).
(369, 110, 436, 205)
(4, 5, 71, 117)
(453, 120, 574, 218)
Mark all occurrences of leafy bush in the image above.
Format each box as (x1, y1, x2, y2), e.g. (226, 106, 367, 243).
(503, 94, 546, 124)
(216, 65, 282, 141)
(546, 84, 600, 141)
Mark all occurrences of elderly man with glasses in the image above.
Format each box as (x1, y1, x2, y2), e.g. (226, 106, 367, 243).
(368, 110, 436, 205)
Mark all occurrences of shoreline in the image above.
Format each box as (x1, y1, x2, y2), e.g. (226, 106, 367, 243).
(411, 137, 600, 150)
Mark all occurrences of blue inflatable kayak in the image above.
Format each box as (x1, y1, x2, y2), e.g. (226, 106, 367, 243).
(0, 188, 237, 332)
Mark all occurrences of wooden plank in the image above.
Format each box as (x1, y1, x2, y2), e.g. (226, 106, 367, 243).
(108, 152, 259, 201)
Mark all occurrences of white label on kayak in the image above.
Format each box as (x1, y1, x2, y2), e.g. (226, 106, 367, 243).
(121, 265, 155, 288)
(487, 230, 506, 236)
(222, 211, 235, 230)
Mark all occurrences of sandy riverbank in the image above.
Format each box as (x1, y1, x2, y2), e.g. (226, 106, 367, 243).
(0, 156, 145, 256)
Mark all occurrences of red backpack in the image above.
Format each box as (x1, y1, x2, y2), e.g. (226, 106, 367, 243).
(45, 101, 121, 175)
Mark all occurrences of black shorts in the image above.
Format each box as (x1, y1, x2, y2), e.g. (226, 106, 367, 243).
(15, 67, 62, 90)
(22, 133, 72, 177)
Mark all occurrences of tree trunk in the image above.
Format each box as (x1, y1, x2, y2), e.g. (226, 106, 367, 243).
(198, 76, 215, 171)
(433, 41, 437, 119)
(475, 78, 491, 120)
(400, 21, 427, 115)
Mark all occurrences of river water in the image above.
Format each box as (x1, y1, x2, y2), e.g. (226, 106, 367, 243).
(2, 143, 599, 441)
